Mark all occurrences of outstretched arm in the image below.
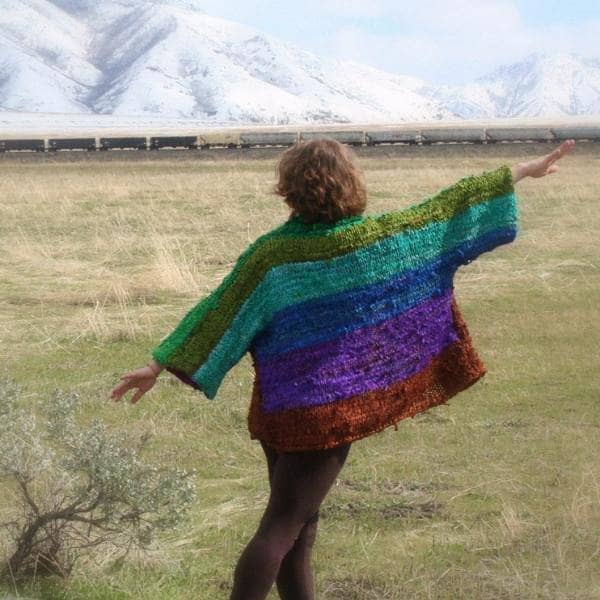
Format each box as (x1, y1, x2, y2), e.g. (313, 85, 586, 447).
(511, 139, 576, 184)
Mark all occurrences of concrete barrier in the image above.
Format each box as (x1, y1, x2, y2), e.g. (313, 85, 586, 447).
(100, 136, 147, 150)
(2, 120, 598, 153)
(48, 137, 96, 151)
(420, 127, 487, 143)
(365, 129, 420, 144)
(485, 127, 554, 143)
(0, 138, 45, 152)
(198, 131, 242, 148)
(299, 130, 365, 145)
(551, 125, 600, 140)
(149, 136, 198, 149)
(239, 131, 299, 147)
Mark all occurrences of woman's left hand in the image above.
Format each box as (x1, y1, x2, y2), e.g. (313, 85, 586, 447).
(511, 139, 576, 182)
(110, 366, 158, 404)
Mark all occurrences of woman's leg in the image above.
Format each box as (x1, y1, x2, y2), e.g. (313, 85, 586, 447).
(260, 441, 321, 600)
(229, 440, 351, 600)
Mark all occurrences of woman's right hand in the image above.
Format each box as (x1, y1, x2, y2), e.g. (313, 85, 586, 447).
(511, 139, 576, 183)
(110, 365, 158, 404)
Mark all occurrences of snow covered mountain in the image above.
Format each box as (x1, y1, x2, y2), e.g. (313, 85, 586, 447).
(423, 52, 600, 119)
(0, 1, 599, 124)
(0, 0, 452, 123)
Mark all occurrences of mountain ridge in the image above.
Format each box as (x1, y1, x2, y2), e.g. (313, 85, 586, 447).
(0, 1, 598, 123)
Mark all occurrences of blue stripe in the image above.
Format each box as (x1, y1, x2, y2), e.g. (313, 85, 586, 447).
(252, 226, 516, 360)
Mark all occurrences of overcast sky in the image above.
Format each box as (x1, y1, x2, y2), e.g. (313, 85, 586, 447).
(193, 0, 600, 85)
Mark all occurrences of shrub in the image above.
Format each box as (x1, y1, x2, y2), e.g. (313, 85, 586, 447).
(0, 377, 196, 581)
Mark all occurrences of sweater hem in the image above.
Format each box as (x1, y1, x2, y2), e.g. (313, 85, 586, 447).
(247, 295, 487, 452)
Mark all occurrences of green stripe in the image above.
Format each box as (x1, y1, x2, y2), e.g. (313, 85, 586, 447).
(152, 165, 513, 372)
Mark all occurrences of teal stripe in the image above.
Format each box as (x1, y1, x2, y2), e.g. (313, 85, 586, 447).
(192, 191, 517, 398)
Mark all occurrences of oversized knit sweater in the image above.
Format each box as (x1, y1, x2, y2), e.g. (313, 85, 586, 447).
(152, 164, 519, 452)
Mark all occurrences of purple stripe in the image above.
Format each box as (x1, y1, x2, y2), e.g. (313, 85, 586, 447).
(256, 288, 459, 413)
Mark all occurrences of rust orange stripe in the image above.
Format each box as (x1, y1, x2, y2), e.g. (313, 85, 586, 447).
(247, 297, 487, 452)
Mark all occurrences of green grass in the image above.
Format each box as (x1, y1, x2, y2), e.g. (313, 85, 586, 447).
(0, 143, 598, 599)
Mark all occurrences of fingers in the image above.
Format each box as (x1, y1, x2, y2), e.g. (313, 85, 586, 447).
(110, 379, 134, 401)
(110, 384, 128, 401)
(130, 390, 142, 404)
(556, 139, 575, 153)
(111, 385, 141, 403)
(544, 148, 562, 166)
(562, 138, 576, 150)
(547, 139, 575, 164)
(110, 378, 149, 403)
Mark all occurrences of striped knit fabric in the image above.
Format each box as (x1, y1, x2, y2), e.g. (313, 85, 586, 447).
(152, 165, 519, 451)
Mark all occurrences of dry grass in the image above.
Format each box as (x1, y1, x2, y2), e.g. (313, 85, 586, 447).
(0, 142, 598, 599)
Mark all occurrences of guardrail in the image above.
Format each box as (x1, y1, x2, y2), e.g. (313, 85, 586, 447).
(1, 123, 598, 153)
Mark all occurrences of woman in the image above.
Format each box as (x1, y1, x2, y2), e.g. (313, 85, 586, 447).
(110, 137, 575, 600)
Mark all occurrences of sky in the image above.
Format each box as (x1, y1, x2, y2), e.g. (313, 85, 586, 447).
(191, 0, 600, 85)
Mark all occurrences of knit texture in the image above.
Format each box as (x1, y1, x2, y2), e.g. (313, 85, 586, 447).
(152, 165, 518, 451)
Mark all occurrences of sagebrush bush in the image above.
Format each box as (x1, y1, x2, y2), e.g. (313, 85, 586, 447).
(0, 377, 196, 581)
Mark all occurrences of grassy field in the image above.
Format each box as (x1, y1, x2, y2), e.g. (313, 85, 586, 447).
(0, 142, 598, 599)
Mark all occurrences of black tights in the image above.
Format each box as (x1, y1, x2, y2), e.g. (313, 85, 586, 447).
(229, 439, 352, 600)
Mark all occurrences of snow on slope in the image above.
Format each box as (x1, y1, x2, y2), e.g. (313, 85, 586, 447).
(84, 2, 452, 122)
(0, 0, 453, 124)
(0, 2, 599, 125)
(0, 0, 101, 112)
(424, 52, 600, 119)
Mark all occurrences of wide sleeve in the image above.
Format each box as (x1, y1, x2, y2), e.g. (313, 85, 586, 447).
(151, 238, 267, 400)
(439, 164, 519, 269)
(375, 164, 519, 272)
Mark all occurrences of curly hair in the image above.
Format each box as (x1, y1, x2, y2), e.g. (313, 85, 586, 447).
(274, 138, 367, 225)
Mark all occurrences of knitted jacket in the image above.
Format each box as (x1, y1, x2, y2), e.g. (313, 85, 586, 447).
(152, 164, 518, 452)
